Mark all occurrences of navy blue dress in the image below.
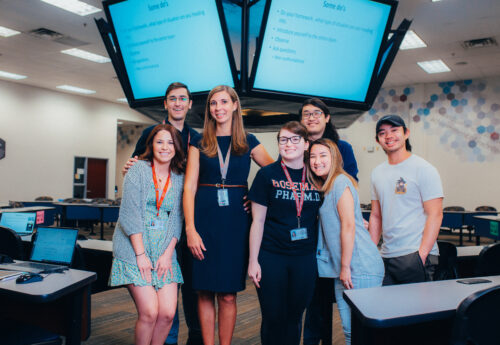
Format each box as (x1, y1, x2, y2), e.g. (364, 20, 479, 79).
(192, 134, 260, 293)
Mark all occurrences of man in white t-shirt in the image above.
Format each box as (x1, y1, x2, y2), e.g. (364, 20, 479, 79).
(369, 115, 443, 285)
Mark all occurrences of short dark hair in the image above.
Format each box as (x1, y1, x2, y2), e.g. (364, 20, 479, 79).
(375, 123, 412, 152)
(299, 98, 339, 144)
(278, 121, 309, 141)
(164, 82, 191, 101)
(139, 124, 186, 174)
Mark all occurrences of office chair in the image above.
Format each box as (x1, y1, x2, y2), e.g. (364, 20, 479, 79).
(451, 285, 500, 345)
(35, 196, 53, 201)
(434, 241, 458, 280)
(0, 225, 25, 260)
(474, 206, 497, 212)
(475, 243, 500, 276)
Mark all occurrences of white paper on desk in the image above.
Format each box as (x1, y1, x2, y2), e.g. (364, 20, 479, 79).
(77, 168, 85, 175)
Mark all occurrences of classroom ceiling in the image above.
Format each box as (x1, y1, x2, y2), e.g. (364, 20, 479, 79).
(1, 0, 499, 129)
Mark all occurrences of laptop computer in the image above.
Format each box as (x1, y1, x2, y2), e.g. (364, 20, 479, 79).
(0, 227, 78, 273)
(0, 212, 36, 235)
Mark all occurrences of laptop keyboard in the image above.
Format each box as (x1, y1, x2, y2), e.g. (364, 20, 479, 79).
(14, 261, 62, 270)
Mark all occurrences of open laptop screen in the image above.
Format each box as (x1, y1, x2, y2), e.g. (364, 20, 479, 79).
(30, 227, 78, 265)
(0, 212, 36, 235)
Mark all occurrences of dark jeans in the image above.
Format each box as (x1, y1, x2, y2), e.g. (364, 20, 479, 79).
(303, 278, 335, 345)
(382, 251, 438, 286)
(257, 250, 317, 345)
(179, 242, 202, 342)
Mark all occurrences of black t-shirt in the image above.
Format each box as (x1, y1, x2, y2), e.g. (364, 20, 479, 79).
(248, 160, 321, 256)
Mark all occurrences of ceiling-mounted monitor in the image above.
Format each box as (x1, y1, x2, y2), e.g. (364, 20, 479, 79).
(102, 0, 238, 107)
(249, 0, 397, 110)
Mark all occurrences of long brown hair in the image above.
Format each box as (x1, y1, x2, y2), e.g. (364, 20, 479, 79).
(200, 85, 248, 157)
(139, 124, 185, 174)
(307, 138, 357, 193)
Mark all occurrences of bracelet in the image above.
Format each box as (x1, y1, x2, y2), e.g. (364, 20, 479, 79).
(135, 252, 145, 257)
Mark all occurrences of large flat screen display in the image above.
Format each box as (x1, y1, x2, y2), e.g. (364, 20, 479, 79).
(250, 0, 395, 105)
(103, 0, 237, 102)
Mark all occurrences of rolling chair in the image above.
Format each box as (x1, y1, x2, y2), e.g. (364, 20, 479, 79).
(0, 225, 25, 260)
(475, 243, 500, 276)
(451, 285, 500, 345)
(434, 241, 458, 280)
(475, 206, 497, 212)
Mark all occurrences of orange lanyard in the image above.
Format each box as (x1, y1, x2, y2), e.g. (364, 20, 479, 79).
(152, 163, 171, 217)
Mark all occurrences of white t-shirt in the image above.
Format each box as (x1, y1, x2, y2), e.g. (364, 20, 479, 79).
(371, 154, 443, 258)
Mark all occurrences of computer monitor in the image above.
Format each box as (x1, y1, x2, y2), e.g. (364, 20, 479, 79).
(102, 0, 238, 106)
(249, 0, 397, 109)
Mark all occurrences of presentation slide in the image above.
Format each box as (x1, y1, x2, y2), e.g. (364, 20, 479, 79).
(108, 0, 235, 100)
(252, 0, 391, 102)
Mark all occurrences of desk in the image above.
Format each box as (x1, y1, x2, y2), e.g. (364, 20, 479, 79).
(344, 275, 500, 345)
(20, 237, 113, 294)
(0, 206, 57, 226)
(57, 203, 119, 240)
(0, 202, 10, 209)
(0, 267, 96, 345)
(472, 215, 500, 241)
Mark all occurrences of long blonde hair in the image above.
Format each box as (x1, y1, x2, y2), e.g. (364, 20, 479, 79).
(200, 85, 248, 157)
(307, 138, 358, 193)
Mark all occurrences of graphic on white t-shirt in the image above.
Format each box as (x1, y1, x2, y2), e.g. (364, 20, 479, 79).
(395, 177, 407, 194)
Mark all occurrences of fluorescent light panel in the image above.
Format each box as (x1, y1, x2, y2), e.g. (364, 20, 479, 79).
(0, 70, 27, 80)
(400, 30, 427, 50)
(40, 0, 101, 16)
(57, 85, 96, 94)
(417, 59, 451, 74)
(61, 48, 111, 63)
(432, 0, 442, 2)
(0, 26, 21, 37)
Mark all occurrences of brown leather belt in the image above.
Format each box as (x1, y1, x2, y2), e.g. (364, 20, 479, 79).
(199, 183, 247, 188)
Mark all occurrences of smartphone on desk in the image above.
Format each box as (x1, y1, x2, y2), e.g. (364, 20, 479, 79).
(456, 278, 492, 284)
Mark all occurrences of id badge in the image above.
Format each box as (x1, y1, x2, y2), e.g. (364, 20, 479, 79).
(290, 227, 308, 241)
(217, 189, 229, 207)
(150, 219, 165, 230)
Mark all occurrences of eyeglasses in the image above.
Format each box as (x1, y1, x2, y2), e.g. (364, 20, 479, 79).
(302, 110, 323, 119)
(278, 136, 303, 145)
(167, 96, 189, 102)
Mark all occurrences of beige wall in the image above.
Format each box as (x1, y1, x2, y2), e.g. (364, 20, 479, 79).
(341, 78, 500, 210)
(0, 80, 154, 203)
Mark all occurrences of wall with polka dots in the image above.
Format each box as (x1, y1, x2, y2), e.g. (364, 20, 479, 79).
(340, 76, 500, 210)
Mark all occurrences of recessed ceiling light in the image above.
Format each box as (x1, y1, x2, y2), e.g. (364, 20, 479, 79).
(0, 26, 21, 37)
(56, 85, 96, 94)
(40, 0, 101, 16)
(0, 70, 27, 80)
(117, 98, 128, 103)
(61, 48, 110, 63)
(417, 59, 451, 74)
(432, 0, 442, 2)
(400, 30, 427, 50)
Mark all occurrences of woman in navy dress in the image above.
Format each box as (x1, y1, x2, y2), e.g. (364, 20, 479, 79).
(183, 85, 273, 345)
